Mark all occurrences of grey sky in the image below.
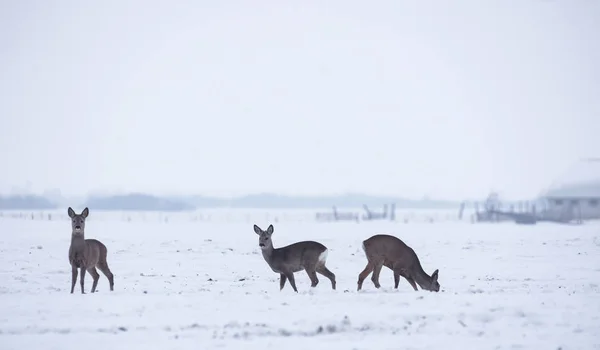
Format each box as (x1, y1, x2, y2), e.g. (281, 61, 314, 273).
(1, 0, 598, 200)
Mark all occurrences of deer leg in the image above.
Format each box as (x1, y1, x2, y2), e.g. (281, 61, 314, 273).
(394, 272, 400, 289)
(88, 267, 100, 293)
(405, 276, 419, 291)
(279, 273, 287, 290)
(393, 267, 419, 291)
(371, 261, 384, 289)
(316, 265, 336, 290)
(357, 261, 374, 291)
(79, 268, 86, 294)
(70, 267, 78, 294)
(384, 261, 399, 289)
(284, 272, 298, 293)
(97, 262, 114, 291)
(305, 268, 319, 288)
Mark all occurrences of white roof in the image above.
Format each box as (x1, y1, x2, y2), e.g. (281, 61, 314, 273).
(544, 180, 600, 198)
(543, 159, 600, 198)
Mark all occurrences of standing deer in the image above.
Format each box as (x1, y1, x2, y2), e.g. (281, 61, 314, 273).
(67, 207, 114, 294)
(254, 224, 336, 292)
(357, 234, 440, 292)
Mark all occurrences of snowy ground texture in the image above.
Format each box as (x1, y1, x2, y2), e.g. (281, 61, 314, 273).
(1, 209, 599, 350)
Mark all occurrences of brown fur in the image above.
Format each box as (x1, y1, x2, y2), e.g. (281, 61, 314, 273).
(68, 207, 114, 294)
(357, 234, 440, 292)
(254, 224, 336, 292)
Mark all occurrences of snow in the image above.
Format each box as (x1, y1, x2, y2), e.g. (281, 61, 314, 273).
(1, 209, 599, 349)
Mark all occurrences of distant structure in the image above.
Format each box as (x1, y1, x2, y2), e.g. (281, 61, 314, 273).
(315, 204, 396, 223)
(315, 206, 360, 222)
(469, 192, 527, 223)
(542, 183, 600, 220)
(361, 204, 395, 221)
(539, 158, 600, 221)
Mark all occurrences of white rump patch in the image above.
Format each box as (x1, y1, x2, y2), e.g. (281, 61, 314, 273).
(318, 249, 328, 264)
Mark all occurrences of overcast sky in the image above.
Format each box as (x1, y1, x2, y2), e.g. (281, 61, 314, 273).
(0, 0, 598, 200)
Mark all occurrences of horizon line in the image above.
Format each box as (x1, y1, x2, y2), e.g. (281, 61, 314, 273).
(0, 189, 548, 203)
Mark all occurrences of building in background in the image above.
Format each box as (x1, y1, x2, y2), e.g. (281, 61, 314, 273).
(541, 158, 600, 221)
(543, 181, 600, 220)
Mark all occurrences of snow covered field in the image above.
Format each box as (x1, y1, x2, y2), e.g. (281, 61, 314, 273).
(1, 209, 599, 350)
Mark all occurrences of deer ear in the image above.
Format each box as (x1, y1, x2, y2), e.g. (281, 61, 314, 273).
(68, 207, 75, 218)
(432, 269, 439, 282)
(266, 224, 274, 235)
(81, 207, 89, 218)
(253, 224, 262, 235)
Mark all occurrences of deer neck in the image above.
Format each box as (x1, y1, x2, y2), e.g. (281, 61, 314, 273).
(70, 233, 86, 249)
(413, 265, 433, 290)
(260, 242, 275, 264)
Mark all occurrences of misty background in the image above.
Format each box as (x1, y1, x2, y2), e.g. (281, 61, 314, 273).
(1, 1, 598, 209)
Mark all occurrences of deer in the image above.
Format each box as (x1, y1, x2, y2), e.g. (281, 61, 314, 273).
(357, 234, 440, 292)
(254, 224, 336, 292)
(67, 207, 114, 294)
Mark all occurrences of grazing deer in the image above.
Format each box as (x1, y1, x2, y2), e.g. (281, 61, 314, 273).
(357, 234, 440, 292)
(67, 207, 114, 294)
(254, 224, 336, 292)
